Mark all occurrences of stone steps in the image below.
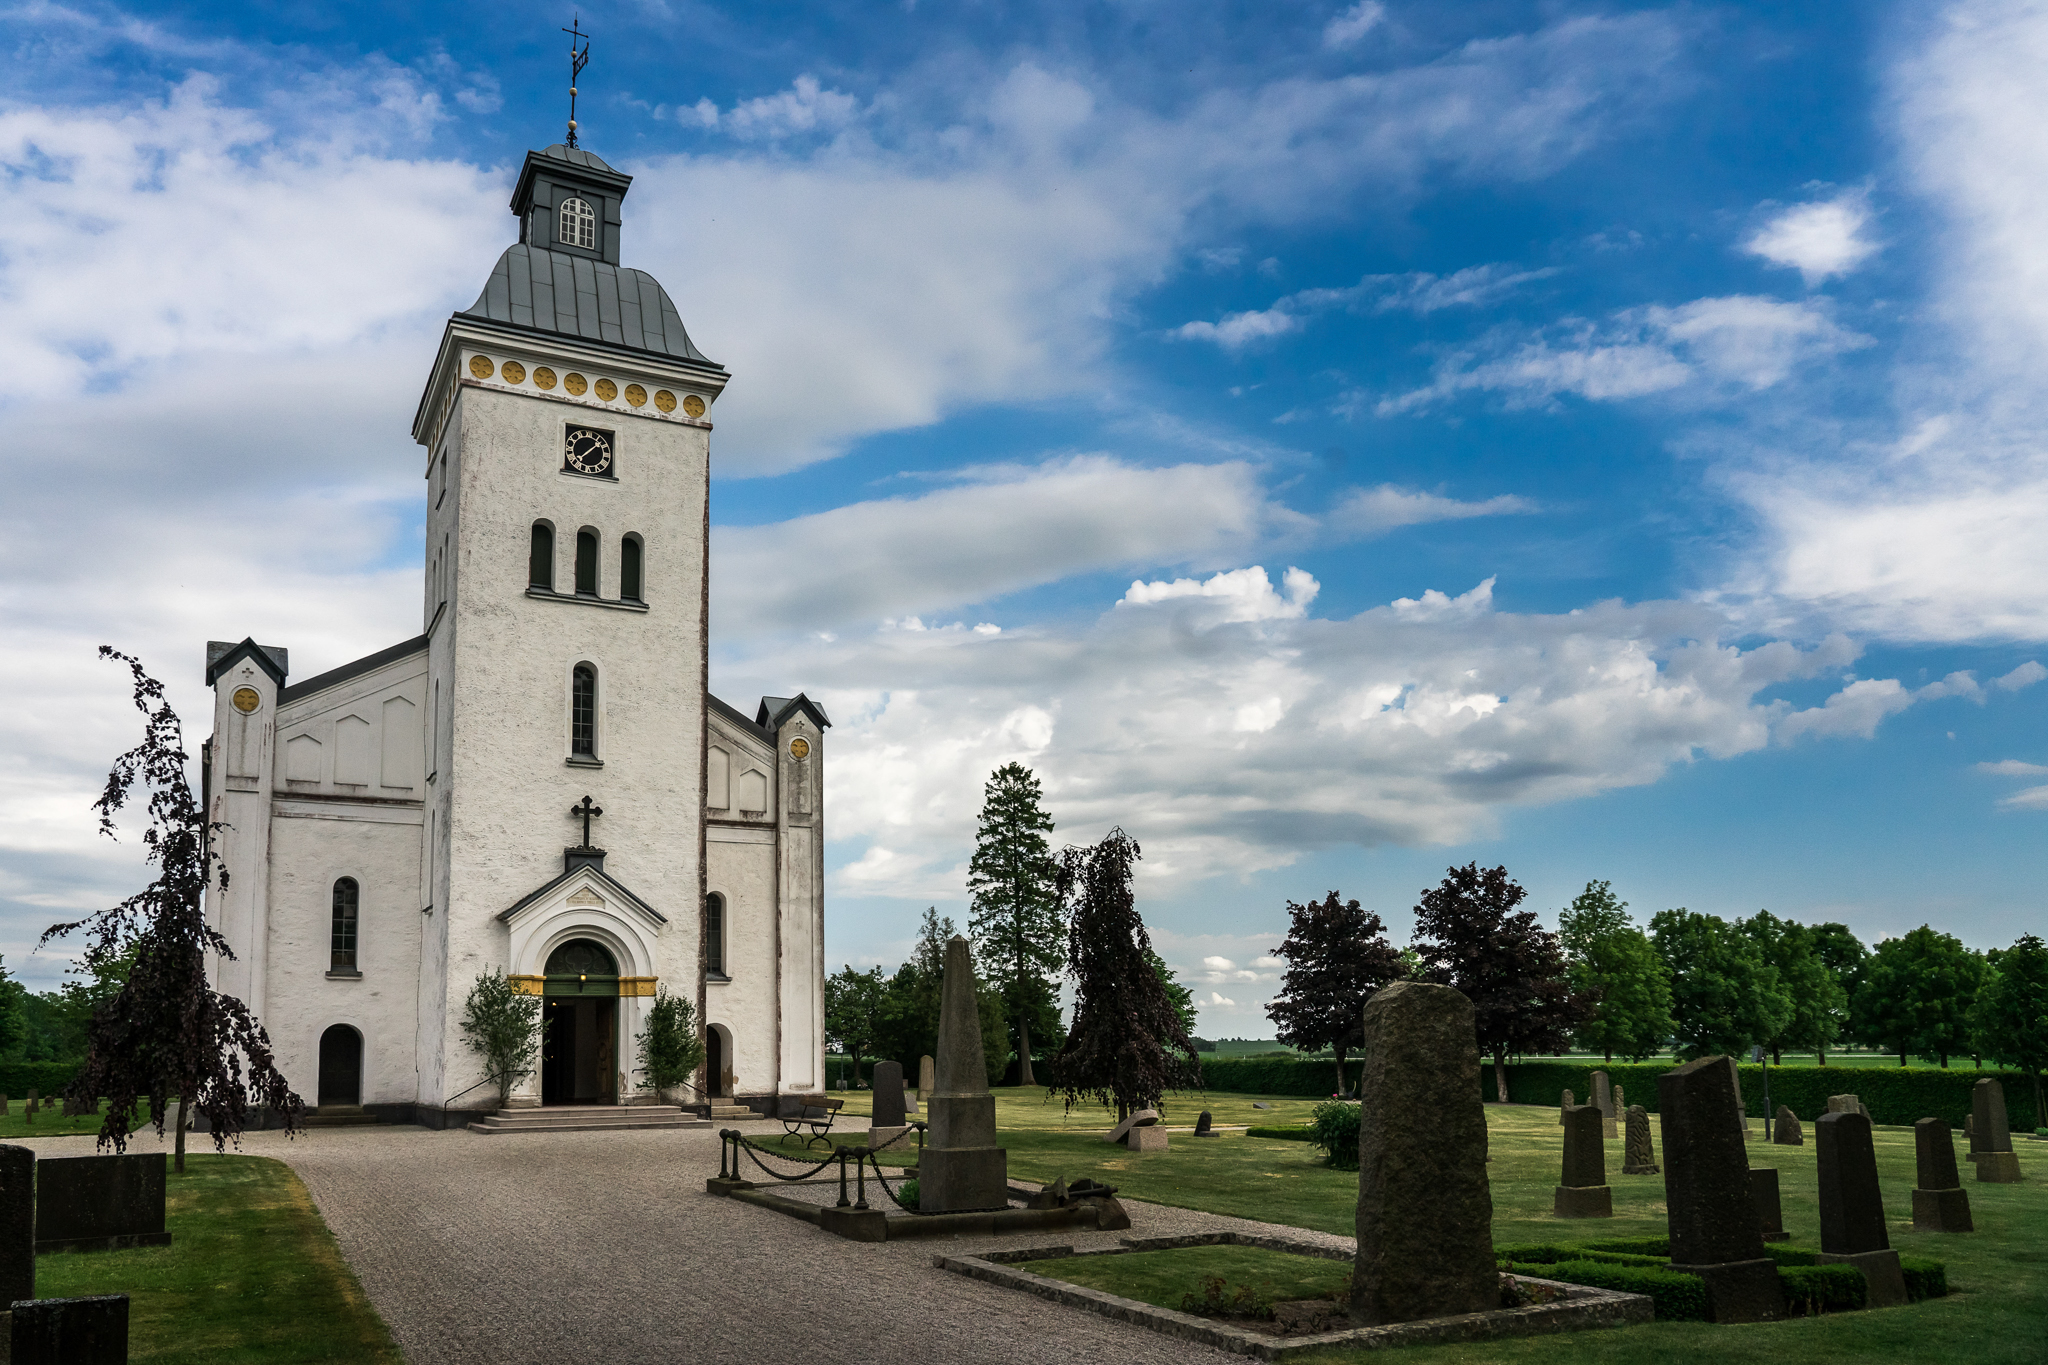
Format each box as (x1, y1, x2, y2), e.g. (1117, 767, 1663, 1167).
(303, 1106, 381, 1128)
(706, 1104, 763, 1121)
(467, 1105, 711, 1135)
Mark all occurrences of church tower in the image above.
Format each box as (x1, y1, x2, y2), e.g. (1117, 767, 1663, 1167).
(409, 142, 729, 1110)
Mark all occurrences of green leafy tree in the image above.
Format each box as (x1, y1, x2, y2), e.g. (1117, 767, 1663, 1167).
(1649, 908, 1791, 1061)
(1266, 891, 1409, 1093)
(1146, 949, 1199, 1041)
(1854, 926, 1987, 1067)
(824, 964, 886, 1086)
(1970, 935, 2048, 1122)
(1739, 911, 1846, 1063)
(873, 908, 957, 1069)
(1807, 922, 1868, 1062)
(0, 958, 29, 1061)
(966, 763, 1064, 1086)
(635, 987, 705, 1103)
(1410, 864, 1587, 1103)
(1558, 882, 1672, 1063)
(1046, 829, 1202, 1120)
(460, 969, 542, 1106)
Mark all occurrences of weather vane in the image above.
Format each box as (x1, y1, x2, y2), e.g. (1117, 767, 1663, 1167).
(562, 14, 592, 149)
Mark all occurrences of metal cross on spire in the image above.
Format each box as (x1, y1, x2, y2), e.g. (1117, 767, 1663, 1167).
(562, 14, 592, 149)
(571, 794, 604, 848)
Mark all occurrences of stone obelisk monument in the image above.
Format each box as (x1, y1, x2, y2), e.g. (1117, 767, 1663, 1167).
(919, 937, 1009, 1212)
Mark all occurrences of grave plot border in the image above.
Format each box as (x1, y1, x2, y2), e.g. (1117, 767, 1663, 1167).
(933, 1232, 1652, 1361)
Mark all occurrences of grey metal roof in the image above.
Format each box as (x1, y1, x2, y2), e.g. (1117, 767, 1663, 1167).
(537, 143, 616, 173)
(279, 635, 428, 706)
(459, 245, 719, 367)
(205, 638, 288, 688)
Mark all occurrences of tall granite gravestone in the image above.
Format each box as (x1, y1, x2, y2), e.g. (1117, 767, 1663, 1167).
(1912, 1117, 1973, 1233)
(919, 1055, 936, 1101)
(36, 1154, 171, 1253)
(0, 1144, 33, 1310)
(1773, 1105, 1804, 1146)
(1971, 1078, 2023, 1183)
(1622, 1105, 1659, 1175)
(1659, 1056, 1785, 1322)
(1722, 1056, 1751, 1140)
(1555, 1106, 1613, 1217)
(1591, 1071, 1617, 1139)
(868, 1062, 908, 1148)
(1558, 1089, 1574, 1125)
(1614, 1083, 1626, 1117)
(11, 1294, 129, 1364)
(1352, 982, 1495, 1326)
(1827, 1094, 1867, 1119)
(1816, 1111, 1907, 1307)
(919, 938, 1007, 1212)
(1750, 1168, 1788, 1241)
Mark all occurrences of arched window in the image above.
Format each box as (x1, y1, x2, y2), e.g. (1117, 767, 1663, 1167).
(559, 196, 596, 250)
(706, 893, 726, 977)
(331, 878, 359, 972)
(575, 529, 598, 596)
(620, 535, 643, 602)
(529, 523, 555, 590)
(571, 664, 597, 757)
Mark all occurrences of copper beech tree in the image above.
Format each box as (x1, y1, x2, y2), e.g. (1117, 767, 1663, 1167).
(1044, 829, 1201, 1121)
(1265, 891, 1409, 1096)
(47, 650, 302, 1169)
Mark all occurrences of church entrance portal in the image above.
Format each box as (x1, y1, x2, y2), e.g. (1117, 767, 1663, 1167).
(705, 1026, 725, 1098)
(317, 1024, 362, 1107)
(540, 939, 620, 1105)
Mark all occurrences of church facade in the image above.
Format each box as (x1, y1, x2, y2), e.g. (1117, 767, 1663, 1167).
(200, 142, 826, 1125)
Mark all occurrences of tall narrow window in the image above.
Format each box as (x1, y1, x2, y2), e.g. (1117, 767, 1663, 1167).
(575, 529, 598, 596)
(331, 878, 359, 972)
(529, 523, 555, 590)
(620, 535, 643, 602)
(559, 196, 597, 250)
(571, 664, 597, 757)
(706, 893, 726, 977)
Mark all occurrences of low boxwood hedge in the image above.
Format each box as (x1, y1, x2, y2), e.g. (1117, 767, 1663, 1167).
(1245, 1125, 1316, 1141)
(1899, 1254, 1948, 1302)
(1779, 1264, 1867, 1314)
(1500, 1238, 1947, 1318)
(1499, 1258, 1710, 1321)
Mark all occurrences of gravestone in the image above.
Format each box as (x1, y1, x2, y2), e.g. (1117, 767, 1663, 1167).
(1773, 1105, 1804, 1146)
(1252, 1102, 1272, 1110)
(34, 1154, 171, 1253)
(1128, 1124, 1168, 1153)
(1658, 1055, 1785, 1322)
(1912, 1116, 1973, 1233)
(0, 1144, 33, 1309)
(1723, 1056, 1751, 1139)
(1105, 1109, 1160, 1144)
(919, 1055, 936, 1101)
(1816, 1111, 1907, 1307)
(10, 1294, 128, 1364)
(1352, 982, 1495, 1326)
(1972, 1078, 2023, 1183)
(867, 1061, 908, 1147)
(1622, 1104, 1659, 1175)
(1557, 1089, 1574, 1125)
(1555, 1106, 1612, 1217)
(1750, 1167, 1788, 1241)
(1193, 1110, 1215, 1137)
(1826, 1094, 1866, 1120)
(918, 937, 1008, 1212)
(1, 1095, 9, 1115)
(1590, 1071, 1617, 1139)
(1614, 1083, 1625, 1116)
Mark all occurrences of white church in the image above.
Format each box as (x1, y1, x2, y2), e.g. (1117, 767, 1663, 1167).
(200, 140, 828, 1125)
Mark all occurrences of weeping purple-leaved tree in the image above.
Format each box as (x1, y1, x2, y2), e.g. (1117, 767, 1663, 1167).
(45, 649, 302, 1170)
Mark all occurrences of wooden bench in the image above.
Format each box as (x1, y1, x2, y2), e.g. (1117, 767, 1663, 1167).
(783, 1093, 844, 1149)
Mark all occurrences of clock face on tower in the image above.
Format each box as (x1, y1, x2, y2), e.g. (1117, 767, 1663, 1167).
(563, 425, 616, 477)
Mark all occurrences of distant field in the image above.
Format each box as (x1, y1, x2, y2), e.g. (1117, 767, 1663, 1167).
(1519, 1051, 1975, 1071)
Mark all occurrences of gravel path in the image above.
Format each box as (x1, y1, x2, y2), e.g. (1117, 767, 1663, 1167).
(20, 1122, 1354, 1365)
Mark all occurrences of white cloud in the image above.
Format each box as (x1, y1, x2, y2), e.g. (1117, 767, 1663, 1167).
(1377, 296, 1869, 414)
(1170, 309, 1306, 348)
(696, 76, 862, 141)
(1120, 566, 1319, 622)
(1744, 191, 1879, 284)
(1997, 661, 2048, 689)
(1977, 759, 2048, 776)
(1170, 263, 1557, 351)
(1774, 667, 2008, 743)
(1324, 2, 1388, 50)
(1329, 485, 1538, 536)
(2001, 784, 2048, 809)
(1204, 991, 1239, 1007)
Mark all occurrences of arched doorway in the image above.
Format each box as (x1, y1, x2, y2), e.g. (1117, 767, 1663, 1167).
(705, 1025, 725, 1098)
(541, 939, 619, 1106)
(317, 1025, 362, 1107)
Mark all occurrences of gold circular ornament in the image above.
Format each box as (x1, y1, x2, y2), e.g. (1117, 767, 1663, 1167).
(595, 378, 619, 402)
(654, 389, 677, 413)
(533, 366, 558, 390)
(789, 737, 810, 760)
(564, 373, 588, 396)
(468, 355, 494, 379)
(682, 394, 706, 418)
(624, 383, 647, 408)
(500, 360, 526, 385)
(231, 687, 262, 714)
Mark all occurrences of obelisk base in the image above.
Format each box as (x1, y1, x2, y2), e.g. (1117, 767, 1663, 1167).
(921, 1093, 1007, 1212)
(1975, 1152, 2023, 1183)
(1911, 1186, 1973, 1233)
(1552, 1185, 1612, 1218)
(1668, 1258, 1784, 1323)
(1818, 1248, 1908, 1308)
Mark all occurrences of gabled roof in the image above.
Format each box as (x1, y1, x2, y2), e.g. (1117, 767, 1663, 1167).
(205, 638, 288, 688)
(279, 635, 428, 706)
(708, 692, 775, 745)
(757, 693, 833, 732)
(458, 246, 719, 366)
(498, 854, 667, 926)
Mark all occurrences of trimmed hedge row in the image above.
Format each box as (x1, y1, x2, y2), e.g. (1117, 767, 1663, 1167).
(1244, 1126, 1315, 1141)
(1502, 1238, 1946, 1319)
(0, 1063, 81, 1099)
(1190, 1055, 2040, 1130)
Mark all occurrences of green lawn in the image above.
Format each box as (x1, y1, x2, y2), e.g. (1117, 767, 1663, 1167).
(0, 1099, 154, 1141)
(35, 1155, 400, 1364)
(758, 1093, 2047, 1364)
(1029, 1242, 1349, 1311)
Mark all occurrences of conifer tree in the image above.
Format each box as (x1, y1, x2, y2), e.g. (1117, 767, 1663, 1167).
(1266, 891, 1407, 1094)
(966, 763, 1062, 1085)
(1045, 830, 1201, 1119)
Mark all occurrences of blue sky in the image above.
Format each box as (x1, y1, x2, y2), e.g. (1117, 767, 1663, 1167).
(4, 1, 2046, 1032)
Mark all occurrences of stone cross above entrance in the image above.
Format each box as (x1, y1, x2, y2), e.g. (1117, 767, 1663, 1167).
(571, 795, 604, 848)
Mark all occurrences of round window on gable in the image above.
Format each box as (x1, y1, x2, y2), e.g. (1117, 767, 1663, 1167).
(559, 196, 597, 251)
